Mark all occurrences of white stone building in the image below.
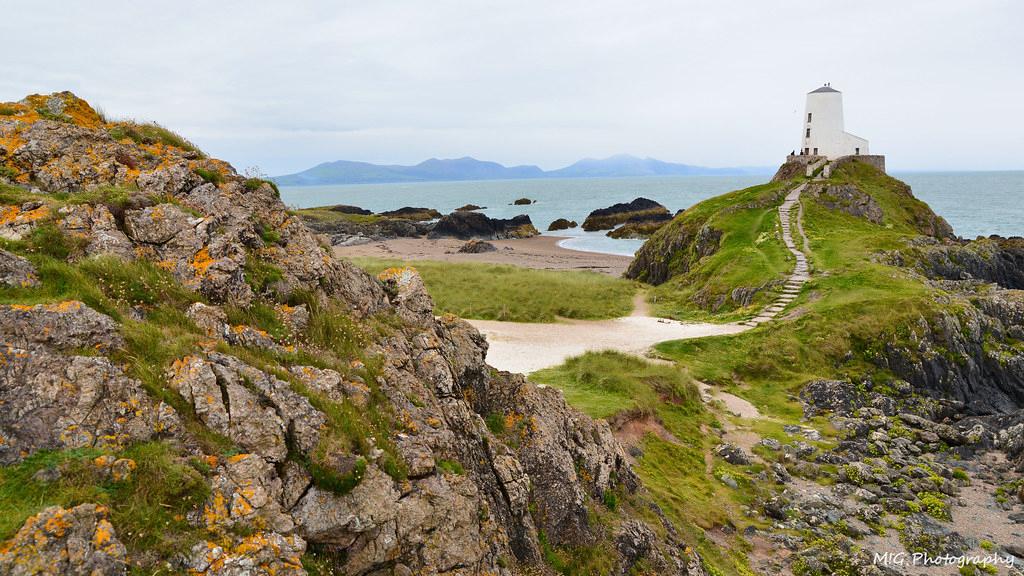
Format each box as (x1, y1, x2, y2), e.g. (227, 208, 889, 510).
(799, 84, 868, 159)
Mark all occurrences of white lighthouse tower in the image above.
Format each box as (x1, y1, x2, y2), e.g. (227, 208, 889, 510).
(799, 84, 868, 159)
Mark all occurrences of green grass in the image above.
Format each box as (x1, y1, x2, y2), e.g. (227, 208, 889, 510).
(653, 162, 957, 423)
(349, 258, 638, 322)
(107, 121, 203, 155)
(292, 207, 383, 225)
(0, 442, 211, 560)
(529, 351, 761, 576)
(530, 350, 699, 419)
(639, 181, 792, 321)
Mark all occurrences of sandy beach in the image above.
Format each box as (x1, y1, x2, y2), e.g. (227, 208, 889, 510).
(333, 235, 634, 276)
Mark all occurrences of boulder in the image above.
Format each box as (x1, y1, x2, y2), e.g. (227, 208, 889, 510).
(547, 218, 578, 231)
(457, 239, 497, 253)
(512, 197, 534, 205)
(429, 211, 538, 240)
(0, 504, 127, 576)
(0, 202, 50, 241)
(582, 198, 668, 231)
(0, 248, 39, 287)
(57, 204, 133, 259)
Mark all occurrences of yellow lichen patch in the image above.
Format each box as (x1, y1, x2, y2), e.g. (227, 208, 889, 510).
(46, 300, 83, 313)
(92, 519, 114, 547)
(190, 247, 215, 277)
(0, 205, 21, 226)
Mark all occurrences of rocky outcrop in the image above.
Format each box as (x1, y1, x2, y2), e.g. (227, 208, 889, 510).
(168, 353, 324, 461)
(455, 204, 484, 211)
(626, 220, 722, 285)
(547, 218, 577, 231)
(512, 197, 533, 205)
(892, 235, 1024, 289)
(0, 504, 127, 576)
(808, 183, 883, 224)
(607, 211, 674, 239)
(429, 211, 538, 240)
(1, 92, 703, 576)
(378, 206, 442, 221)
(581, 197, 669, 231)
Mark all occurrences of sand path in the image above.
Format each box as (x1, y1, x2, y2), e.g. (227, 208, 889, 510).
(468, 292, 748, 374)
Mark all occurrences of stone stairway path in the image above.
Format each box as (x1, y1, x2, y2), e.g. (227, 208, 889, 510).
(740, 182, 811, 327)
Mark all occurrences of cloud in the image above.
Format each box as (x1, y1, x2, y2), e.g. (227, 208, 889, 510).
(2, 0, 1020, 173)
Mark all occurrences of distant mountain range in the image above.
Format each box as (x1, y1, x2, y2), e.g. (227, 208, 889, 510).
(272, 154, 771, 186)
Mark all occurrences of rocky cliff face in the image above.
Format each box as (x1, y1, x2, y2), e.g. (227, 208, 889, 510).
(0, 93, 702, 575)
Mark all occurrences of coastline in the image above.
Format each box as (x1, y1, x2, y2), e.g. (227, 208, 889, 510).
(332, 234, 634, 276)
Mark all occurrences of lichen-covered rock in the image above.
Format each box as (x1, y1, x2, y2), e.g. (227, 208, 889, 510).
(0, 344, 176, 464)
(0, 301, 123, 351)
(198, 453, 294, 533)
(222, 324, 284, 353)
(168, 354, 324, 461)
(289, 365, 370, 407)
(0, 248, 39, 287)
(0, 202, 50, 241)
(185, 302, 228, 336)
(0, 504, 127, 576)
(57, 204, 133, 259)
(185, 532, 306, 576)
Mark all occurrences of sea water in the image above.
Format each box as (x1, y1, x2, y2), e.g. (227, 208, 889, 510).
(280, 171, 1024, 256)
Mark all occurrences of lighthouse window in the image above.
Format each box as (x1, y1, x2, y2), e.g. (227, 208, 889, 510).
(805, 128, 810, 138)
(807, 113, 812, 123)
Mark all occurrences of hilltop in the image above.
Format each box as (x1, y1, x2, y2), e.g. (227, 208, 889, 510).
(0, 92, 711, 575)
(619, 157, 1024, 573)
(273, 153, 769, 186)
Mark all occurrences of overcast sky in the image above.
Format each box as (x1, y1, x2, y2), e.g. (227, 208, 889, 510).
(2, 1, 1020, 174)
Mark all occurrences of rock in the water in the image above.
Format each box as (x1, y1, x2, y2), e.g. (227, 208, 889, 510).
(378, 206, 442, 221)
(455, 204, 484, 211)
(512, 197, 534, 205)
(429, 211, 538, 240)
(582, 198, 669, 231)
(457, 239, 497, 253)
(547, 218, 578, 231)
(607, 212, 673, 239)
(0, 248, 39, 287)
(327, 204, 372, 215)
(0, 504, 127, 576)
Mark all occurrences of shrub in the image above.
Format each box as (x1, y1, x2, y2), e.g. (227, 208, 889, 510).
(194, 167, 223, 186)
(0, 106, 17, 116)
(436, 459, 465, 475)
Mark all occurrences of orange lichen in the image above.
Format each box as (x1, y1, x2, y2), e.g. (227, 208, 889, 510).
(190, 247, 214, 277)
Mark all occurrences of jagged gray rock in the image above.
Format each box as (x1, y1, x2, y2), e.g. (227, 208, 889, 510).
(0, 248, 39, 287)
(0, 504, 127, 576)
